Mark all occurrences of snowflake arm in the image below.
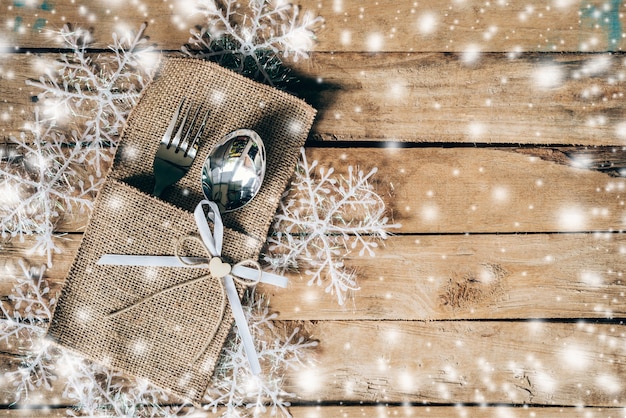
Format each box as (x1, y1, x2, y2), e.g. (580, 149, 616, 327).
(1, 122, 103, 266)
(204, 291, 317, 417)
(26, 24, 154, 174)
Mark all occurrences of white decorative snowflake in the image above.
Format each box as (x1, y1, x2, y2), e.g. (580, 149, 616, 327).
(59, 352, 194, 417)
(204, 291, 317, 417)
(264, 148, 401, 305)
(0, 118, 103, 266)
(26, 24, 155, 174)
(183, 0, 322, 86)
(1, 24, 155, 265)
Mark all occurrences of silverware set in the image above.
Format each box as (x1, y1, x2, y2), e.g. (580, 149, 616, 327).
(152, 98, 266, 212)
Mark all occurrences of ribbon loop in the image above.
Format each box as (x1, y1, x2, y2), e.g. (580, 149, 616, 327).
(195, 200, 222, 256)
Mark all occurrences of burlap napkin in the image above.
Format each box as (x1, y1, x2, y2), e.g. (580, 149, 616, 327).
(48, 57, 316, 404)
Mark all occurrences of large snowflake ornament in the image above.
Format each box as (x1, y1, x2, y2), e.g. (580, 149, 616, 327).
(183, 0, 322, 86)
(265, 149, 401, 305)
(1, 24, 155, 265)
(26, 23, 156, 175)
(0, 120, 102, 266)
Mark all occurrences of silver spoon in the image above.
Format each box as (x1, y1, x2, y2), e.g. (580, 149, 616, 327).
(200, 129, 267, 375)
(201, 129, 266, 213)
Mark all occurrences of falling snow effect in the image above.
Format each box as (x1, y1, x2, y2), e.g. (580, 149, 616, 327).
(3, 0, 626, 414)
(264, 148, 401, 305)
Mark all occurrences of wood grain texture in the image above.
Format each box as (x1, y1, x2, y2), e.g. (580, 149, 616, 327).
(1, 321, 624, 407)
(4, 232, 625, 321)
(303, 147, 626, 234)
(4, 146, 623, 234)
(264, 233, 626, 320)
(295, 53, 626, 144)
(3, 52, 626, 144)
(1, 0, 625, 53)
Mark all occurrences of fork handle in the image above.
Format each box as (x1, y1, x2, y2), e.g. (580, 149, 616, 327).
(152, 159, 187, 197)
(153, 181, 168, 198)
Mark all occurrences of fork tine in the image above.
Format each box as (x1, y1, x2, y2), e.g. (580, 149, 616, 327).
(185, 110, 210, 157)
(179, 106, 201, 154)
(163, 97, 185, 146)
(171, 104, 191, 151)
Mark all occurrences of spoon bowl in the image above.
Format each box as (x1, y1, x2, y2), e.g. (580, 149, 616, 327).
(201, 129, 266, 213)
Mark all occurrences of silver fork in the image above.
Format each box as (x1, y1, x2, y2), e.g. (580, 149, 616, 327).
(153, 98, 209, 197)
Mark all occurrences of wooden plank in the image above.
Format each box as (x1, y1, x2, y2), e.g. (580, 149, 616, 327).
(287, 321, 626, 407)
(1, 321, 625, 407)
(264, 233, 626, 320)
(3, 52, 626, 145)
(1, 0, 625, 53)
(294, 53, 626, 144)
(0, 0, 202, 52)
(3, 145, 625, 233)
(0, 406, 622, 417)
(3, 232, 626, 321)
(309, 0, 626, 53)
(306, 147, 626, 233)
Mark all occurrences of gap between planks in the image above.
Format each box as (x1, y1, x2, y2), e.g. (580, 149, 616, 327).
(0, 406, 623, 417)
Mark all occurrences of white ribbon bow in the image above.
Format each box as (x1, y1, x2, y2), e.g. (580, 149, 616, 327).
(97, 199, 288, 375)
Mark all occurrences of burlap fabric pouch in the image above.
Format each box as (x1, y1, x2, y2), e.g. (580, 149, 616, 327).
(48, 57, 316, 404)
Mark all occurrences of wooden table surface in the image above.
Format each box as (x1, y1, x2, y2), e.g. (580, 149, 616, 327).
(2, 1, 626, 417)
